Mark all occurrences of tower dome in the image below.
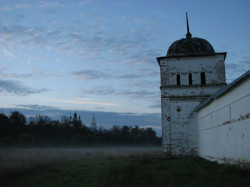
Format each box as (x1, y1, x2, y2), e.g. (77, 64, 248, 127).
(167, 37, 215, 56)
(167, 13, 215, 57)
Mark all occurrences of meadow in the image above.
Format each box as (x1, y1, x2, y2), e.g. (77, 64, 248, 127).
(1, 147, 250, 187)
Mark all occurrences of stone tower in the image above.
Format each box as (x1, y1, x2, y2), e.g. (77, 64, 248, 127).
(157, 13, 227, 156)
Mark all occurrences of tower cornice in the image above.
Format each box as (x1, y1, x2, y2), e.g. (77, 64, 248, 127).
(157, 52, 227, 64)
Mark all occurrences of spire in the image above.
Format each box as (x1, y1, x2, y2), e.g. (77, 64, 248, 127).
(91, 113, 97, 129)
(186, 12, 192, 39)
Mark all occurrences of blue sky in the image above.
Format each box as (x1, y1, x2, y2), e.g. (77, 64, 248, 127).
(0, 0, 250, 130)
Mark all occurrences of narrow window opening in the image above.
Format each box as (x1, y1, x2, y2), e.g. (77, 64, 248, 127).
(201, 72, 206, 85)
(189, 73, 192, 85)
(177, 74, 180, 85)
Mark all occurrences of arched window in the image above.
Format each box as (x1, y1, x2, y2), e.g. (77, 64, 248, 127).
(177, 74, 180, 85)
(201, 72, 206, 85)
(189, 73, 192, 85)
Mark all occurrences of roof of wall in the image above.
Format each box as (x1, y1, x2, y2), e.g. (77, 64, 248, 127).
(195, 70, 250, 112)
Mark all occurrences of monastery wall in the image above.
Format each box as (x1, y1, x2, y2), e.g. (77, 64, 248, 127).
(197, 78, 250, 164)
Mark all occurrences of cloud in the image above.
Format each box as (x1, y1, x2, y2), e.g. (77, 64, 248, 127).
(148, 99, 161, 109)
(64, 25, 157, 62)
(0, 24, 27, 36)
(240, 60, 250, 67)
(0, 13, 158, 67)
(0, 3, 32, 11)
(82, 87, 115, 95)
(15, 104, 59, 110)
(0, 69, 63, 80)
(80, 86, 159, 99)
(0, 24, 51, 49)
(148, 104, 161, 109)
(124, 50, 159, 65)
(15, 4, 32, 9)
(38, 1, 66, 8)
(79, 0, 94, 7)
(118, 90, 159, 99)
(133, 80, 159, 89)
(72, 70, 145, 80)
(72, 70, 111, 80)
(226, 58, 250, 82)
(118, 74, 141, 79)
(41, 98, 120, 106)
(226, 63, 239, 70)
(0, 80, 48, 95)
(0, 6, 12, 11)
(1, 48, 16, 58)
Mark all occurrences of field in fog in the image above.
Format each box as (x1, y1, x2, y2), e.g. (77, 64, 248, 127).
(0, 146, 161, 178)
(1, 147, 250, 187)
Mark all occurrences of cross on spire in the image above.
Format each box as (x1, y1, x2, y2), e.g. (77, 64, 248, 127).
(186, 12, 192, 39)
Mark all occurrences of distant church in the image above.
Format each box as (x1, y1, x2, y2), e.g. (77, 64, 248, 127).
(157, 13, 250, 164)
(91, 113, 97, 129)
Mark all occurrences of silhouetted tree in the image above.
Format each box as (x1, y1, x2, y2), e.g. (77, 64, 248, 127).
(9, 111, 26, 125)
(8, 111, 26, 138)
(144, 127, 156, 138)
(131, 125, 140, 138)
(0, 113, 9, 138)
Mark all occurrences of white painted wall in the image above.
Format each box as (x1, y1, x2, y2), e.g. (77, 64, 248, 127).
(197, 78, 250, 164)
(167, 99, 199, 155)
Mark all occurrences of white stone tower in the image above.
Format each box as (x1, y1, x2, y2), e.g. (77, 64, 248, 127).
(157, 13, 227, 156)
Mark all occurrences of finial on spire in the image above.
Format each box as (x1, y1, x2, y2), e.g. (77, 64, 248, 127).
(186, 12, 192, 39)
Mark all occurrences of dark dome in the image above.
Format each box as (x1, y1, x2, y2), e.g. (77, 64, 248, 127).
(167, 37, 215, 57)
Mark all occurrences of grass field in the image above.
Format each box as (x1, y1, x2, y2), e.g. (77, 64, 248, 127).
(1, 147, 250, 187)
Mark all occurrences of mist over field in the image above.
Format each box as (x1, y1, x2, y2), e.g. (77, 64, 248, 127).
(1, 146, 250, 187)
(0, 146, 161, 179)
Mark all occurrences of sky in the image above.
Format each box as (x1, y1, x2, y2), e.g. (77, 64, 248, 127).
(0, 0, 250, 130)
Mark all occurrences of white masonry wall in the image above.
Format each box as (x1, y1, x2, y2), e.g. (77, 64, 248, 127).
(197, 78, 250, 164)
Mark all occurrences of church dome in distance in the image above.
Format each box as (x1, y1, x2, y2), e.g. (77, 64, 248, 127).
(167, 13, 215, 57)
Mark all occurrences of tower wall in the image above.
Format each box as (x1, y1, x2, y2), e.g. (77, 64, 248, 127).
(158, 53, 226, 156)
(160, 54, 226, 86)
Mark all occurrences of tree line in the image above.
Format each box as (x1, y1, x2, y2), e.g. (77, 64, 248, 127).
(0, 111, 161, 147)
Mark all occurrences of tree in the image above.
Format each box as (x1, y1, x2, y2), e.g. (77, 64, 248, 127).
(145, 127, 156, 139)
(61, 115, 71, 126)
(0, 113, 8, 121)
(8, 111, 26, 138)
(9, 111, 26, 125)
(18, 133, 33, 146)
(121, 125, 130, 138)
(111, 125, 121, 137)
(131, 125, 140, 138)
(35, 115, 51, 126)
(0, 113, 9, 138)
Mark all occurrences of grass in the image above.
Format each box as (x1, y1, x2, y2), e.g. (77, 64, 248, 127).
(1, 148, 250, 187)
